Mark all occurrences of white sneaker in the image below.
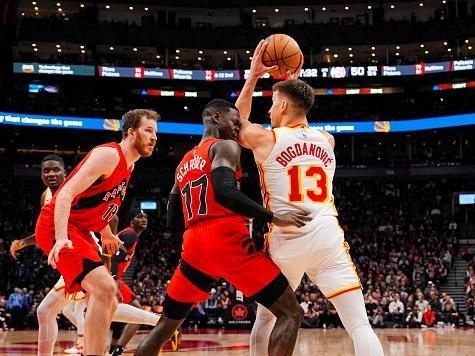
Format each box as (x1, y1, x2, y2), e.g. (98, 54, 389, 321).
(64, 344, 84, 354)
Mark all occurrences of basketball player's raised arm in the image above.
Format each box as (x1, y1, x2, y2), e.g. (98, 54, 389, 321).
(49, 147, 122, 267)
(211, 140, 311, 227)
(236, 40, 278, 121)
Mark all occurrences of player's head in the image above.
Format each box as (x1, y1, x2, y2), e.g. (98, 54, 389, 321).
(131, 210, 148, 233)
(202, 99, 240, 140)
(269, 80, 315, 128)
(40, 155, 66, 190)
(122, 109, 160, 157)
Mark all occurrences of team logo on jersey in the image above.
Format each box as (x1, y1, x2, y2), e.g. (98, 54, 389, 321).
(102, 179, 128, 202)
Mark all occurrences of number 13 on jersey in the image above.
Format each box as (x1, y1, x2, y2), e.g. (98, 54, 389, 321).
(287, 165, 328, 203)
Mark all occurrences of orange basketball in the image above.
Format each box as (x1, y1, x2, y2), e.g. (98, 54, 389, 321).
(262, 34, 302, 78)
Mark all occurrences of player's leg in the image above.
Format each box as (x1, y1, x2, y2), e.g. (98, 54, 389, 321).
(63, 299, 87, 354)
(135, 260, 214, 356)
(219, 229, 304, 356)
(250, 251, 306, 356)
(112, 303, 160, 326)
(110, 300, 142, 356)
(307, 216, 384, 356)
(81, 265, 118, 355)
(61, 301, 77, 326)
(109, 322, 125, 355)
(330, 290, 384, 356)
(73, 299, 87, 349)
(37, 286, 70, 355)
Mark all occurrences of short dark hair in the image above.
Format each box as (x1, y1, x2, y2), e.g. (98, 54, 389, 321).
(272, 80, 315, 114)
(41, 154, 64, 168)
(202, 99, 238, 119)
(122, 109, 160, 138)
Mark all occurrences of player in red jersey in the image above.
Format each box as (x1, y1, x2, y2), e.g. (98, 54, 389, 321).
(109, 210, 149, 356)
(135, 99, 311, 356)
(35, 109, 159, 355)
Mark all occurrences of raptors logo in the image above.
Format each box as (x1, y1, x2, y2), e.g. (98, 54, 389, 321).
(231, 304, 248, 321)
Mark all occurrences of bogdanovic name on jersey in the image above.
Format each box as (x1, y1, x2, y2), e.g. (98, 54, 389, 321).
(275, 142, 334, 168)
(177, 152, 207, 183)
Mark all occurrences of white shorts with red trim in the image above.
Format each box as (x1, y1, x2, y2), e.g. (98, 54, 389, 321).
(266, 215, 361, 299)
(53, 277, 86, 301)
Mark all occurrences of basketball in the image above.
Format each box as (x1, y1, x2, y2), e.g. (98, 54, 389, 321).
(262, 34, 302, 77)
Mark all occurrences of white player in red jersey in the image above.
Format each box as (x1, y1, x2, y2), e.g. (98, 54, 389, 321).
(235, 40, 384, 356)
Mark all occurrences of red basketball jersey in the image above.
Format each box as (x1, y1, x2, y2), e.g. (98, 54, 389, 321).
(116, 226, 138, 279)
(176, 138, 242, 229)
(41, 142, 133, 232)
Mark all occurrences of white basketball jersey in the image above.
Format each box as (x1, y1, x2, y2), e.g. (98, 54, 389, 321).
(259, 125, 338, 238)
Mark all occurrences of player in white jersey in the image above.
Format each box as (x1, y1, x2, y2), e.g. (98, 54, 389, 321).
(235, 40, 384, 356)
(10, 155, 160, 355)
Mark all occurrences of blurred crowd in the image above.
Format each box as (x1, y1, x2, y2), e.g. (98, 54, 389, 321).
(1, 173, 473, 330)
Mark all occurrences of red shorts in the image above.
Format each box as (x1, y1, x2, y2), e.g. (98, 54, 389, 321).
(117, 279, 136, 304)
(35, 212, 103, 294)
(167, 217, 281, 303)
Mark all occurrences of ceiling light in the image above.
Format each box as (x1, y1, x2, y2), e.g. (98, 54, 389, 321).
(34, 6, 39, 10)
(447, 48, 452, 52)
(80, 50, 85, 54)
(227, 57, 232, 61)
(274, 8, 279, 12)
(249, 56, 253, 60)
(348, 47, 352, 51)
(57, 48, 62, 53)
(325, 48, 330, 52)
(156, 55, 160, 58)
(175, 56, 179, 60)
(443, 41, 448, 46)
(424, 50, 429, 54)
(145, 7, 149, 11)
(465, 39, 469, 43)
(419, 2, 424, 7)
(349, 53, 353, 57)
(129, 6, 134, 10)
(223, 50, 228, 54)
(80, 3, 85, 8)
(31, 43, 36, 47)
(109, 47, 114, 51)
(56, 2, 61, 6)
(469, 46, 473, 50)
(371, 53, 376, 57)
(333, 53, 339, 58)
(345, 6, 349, 10)
(304, 7, 309, 12)
(33, 48, 38, 52)
(322, 7, 327, 11)
(390, 4, 395, 9)
(198, 57, 202, 60)
(176, 49, 180, 53)
(368, 5, 372, 10)
(245, 50, 250, 54)
(396, 45, 400, 50)
(420, 44, 425, 48)
(80, 45, 85, 49)
(198, 50, 203, 54)
(252, 9, 256, 13)
(133, 47, 138, 52)
(396, 52, 400, 56)
(56, 44, 61, 48)
(106, 5, 110, 9)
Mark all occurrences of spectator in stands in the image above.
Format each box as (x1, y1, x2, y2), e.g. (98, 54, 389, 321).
(440, 302, 459, 327)
(422, 305, 437, 327)
(6, 288, 24, 329)
(389, 293, 405, 327)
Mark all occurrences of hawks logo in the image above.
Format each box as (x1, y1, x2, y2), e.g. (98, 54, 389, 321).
(231, 304, 248, 321)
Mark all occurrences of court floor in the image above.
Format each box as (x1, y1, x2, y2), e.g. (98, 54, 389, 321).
(0, 327, 474, 355)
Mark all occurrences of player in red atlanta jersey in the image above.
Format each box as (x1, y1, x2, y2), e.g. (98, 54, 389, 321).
(136, 99, 311, 356)
(35, 109, 159, 355)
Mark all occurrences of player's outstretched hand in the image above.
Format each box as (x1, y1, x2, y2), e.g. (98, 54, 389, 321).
(48, 239, 73, 269)
(10, 240, 26, 260)
(249, 39, 279, 78)
(102, 234, 122, 256)
(284, 52, 304, 80)
(272, 210, 312, 227)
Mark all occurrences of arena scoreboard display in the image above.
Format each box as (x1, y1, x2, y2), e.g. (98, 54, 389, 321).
(14, 58, 475, 80)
